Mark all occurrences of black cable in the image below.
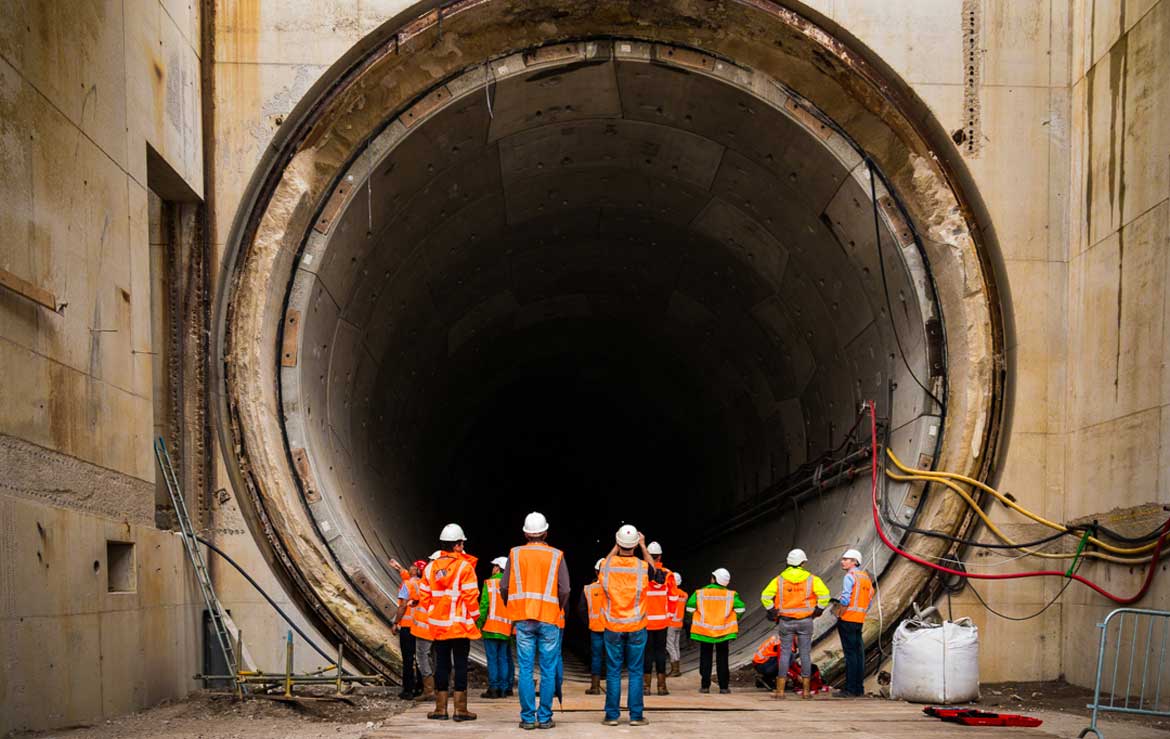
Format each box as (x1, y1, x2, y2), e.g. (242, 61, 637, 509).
(880, 515, 1077, 550)
(953, 556, 1082, 622)
(865, 157, 946, 412)
(196, 534, 354, 673)
(1091, 520, 1170, 544)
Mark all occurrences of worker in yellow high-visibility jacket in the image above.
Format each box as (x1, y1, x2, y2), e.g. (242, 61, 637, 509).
(760, 548, 830, 699)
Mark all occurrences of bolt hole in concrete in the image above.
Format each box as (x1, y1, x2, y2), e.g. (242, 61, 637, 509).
(216, 3, 1003, 679)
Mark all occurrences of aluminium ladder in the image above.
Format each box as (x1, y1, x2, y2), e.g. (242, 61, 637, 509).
(154, 436, 237, 679)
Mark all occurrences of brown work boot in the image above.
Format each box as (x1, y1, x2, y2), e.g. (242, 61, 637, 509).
(416, 675, 435, 701)
(772, 682, 786, 700)
(644, 673, 652, 692)
(801, 677, 813, 700)
(427, 690, 449, 720)
(452, 691, 477, 722)
(586, 675, 602, 695)
(668, 660, 681, 677)
(657, 672, 670, 696)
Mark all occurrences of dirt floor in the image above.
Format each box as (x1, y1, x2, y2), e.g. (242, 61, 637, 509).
(978, 679, 1170, 731)
(11, 687, 414, 739)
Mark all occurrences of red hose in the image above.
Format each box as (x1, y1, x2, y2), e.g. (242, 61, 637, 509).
(867, 399, 1169, 604)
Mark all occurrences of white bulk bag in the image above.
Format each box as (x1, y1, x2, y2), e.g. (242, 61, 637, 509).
(890, 615, 980, 704)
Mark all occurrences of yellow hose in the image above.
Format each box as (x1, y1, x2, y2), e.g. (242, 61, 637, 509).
(885, 470, 1155, 564)
(886, 448, 1160, 555)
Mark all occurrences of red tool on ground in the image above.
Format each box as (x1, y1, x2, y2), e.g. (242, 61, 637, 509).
(923, 706, 1043, 727)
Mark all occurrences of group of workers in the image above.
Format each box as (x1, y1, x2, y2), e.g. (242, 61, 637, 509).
(390, 513, 874, 729)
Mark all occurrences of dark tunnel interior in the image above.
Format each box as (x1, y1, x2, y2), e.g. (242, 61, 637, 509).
(278, 46, 939, 664)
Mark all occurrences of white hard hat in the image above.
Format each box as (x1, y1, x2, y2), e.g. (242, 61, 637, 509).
(523, 511, 549, 534)
(429, 550, 442, 560)
(787, 548, 808, 567)
(647, 541, 663, 556)
(673, 572, 682, 585)
(440, 523, 467, 542)
(842, 549, 863, 564)
(712, 568, 731, 586)
(615, 524, 639, 548)
(595, 558, 605, 571)
(491, 556, 508, 569)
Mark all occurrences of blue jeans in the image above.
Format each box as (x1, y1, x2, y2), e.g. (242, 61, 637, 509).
(515, 620, 560, 724)
(590, 631, 605, 675)
(604, 629, 647, 721)
(485, 638, 510, 691)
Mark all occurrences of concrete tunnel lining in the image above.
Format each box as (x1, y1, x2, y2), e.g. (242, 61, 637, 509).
(215, 0, 1006, 677)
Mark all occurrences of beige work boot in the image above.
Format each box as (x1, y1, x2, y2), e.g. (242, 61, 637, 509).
(657, 672, 670, 696)
(586, 675, 602, 695)
(416, 675, 435, 701)
(427, 690, 449, 720)
(452, 690, 477, 721)
(772, 681, 786, 700)
(801, 677, 813, 699)
(668, 660, 681, 677)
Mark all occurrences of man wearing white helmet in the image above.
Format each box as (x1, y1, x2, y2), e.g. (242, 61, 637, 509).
(832, 548, 873, 698)
(760, 548, 830, 699)
(685, 568, 746, 694)
(420, 523, 481, 721)
(642, 541, 681, 695)
(578, 558, 608, 695)
(598, 524, 663, 726)
(499, 512, 571, 730)
(477, 556, 514, 700)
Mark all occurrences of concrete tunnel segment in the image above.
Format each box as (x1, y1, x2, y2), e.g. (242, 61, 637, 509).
(213, 0, 1009, 677)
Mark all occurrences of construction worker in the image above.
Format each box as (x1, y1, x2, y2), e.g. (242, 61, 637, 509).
(761, 548, 830, 700)
(665, 572, 686, 676)
(500, 512, 570, 731)
(642, 541, 678, 695)
(599, 526, 663, 727)
(751, 634, 783, 690)
(832, 548, 873, 698)
(420, 524, 481, 721)
(579, 558, 607, 694)
(389, 557, 426, 699)
(477, 556, 513, 699)
(685, 568, 745, 694)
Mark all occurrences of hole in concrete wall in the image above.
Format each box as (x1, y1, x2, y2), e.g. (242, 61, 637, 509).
(106, 541, 136, 593)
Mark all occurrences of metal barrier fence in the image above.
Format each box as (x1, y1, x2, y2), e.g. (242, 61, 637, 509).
(1080, 607, 1170, 738)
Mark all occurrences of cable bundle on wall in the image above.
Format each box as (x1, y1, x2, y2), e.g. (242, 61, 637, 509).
(866, 400, 1170, 607)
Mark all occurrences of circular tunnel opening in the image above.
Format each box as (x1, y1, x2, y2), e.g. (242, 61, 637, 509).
(217, 2, 1005, 678)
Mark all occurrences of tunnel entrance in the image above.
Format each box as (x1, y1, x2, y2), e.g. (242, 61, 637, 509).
(215, 1, 1007, 677)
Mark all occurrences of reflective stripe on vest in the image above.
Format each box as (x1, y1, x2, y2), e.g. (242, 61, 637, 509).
(691, 588, 738, 638)
(600, 556, 648, 631)
(776, 575, 816, 618)
(585, 582, 607, 632)
(508, 543, 564, 624)
(841, 570, 874, 623)
(482, 578, 513, 635)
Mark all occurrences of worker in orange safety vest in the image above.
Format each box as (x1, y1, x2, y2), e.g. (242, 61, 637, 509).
(499, 512, 570, 731)
(579, 558, 607, 694)
(832, 548, 873, 698)
(685, 568, 745, 694)
(760, 548, 830, 700)
(389, 557, 427, 699)
(665, 572, 686, 677)
(599, 526, 664, 726)
(642, 541, 679, 695)
(419, 524, 481, 722)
